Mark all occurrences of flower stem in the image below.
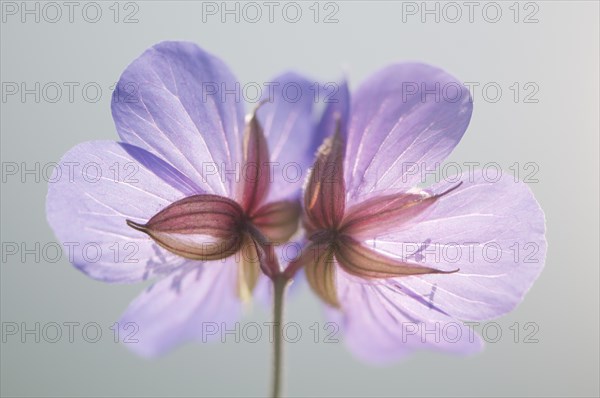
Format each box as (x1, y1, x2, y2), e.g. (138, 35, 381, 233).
(271, 275, 289, 398)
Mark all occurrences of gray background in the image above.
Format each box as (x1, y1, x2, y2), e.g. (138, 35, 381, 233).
(1, 1, 599, 397)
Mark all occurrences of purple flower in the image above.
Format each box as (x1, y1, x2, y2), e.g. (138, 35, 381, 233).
(286, 63, 547, 363)
(46, 41, 321, 357)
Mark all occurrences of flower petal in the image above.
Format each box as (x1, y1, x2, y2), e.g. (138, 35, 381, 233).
(345, 63, 472, 204)
(46, 141, 187, 283)
(256, 73, 319, 203)
(330, 269, 483, 363)
(119, 142, 204, 196)
(111, 41, 245, 196)
(369, 172, 547, 320)
(119, 257, 241, 357)
(316, 79, 350, 141)
(126, 194, 244, 261)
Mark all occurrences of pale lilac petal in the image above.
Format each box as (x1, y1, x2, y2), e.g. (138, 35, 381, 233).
(368, 173, 547, 320)
(317, 80, 350, 142)
(119, 143, 203, 196)
(111, 41, 245, 197)
(252, 274, 274, 308)
(119, 257, 241, 357)
(256, 73, 318, 203)
(330, 268, 483, 363)
(345, 63, 472, 205)
(46, 141, 186, 282)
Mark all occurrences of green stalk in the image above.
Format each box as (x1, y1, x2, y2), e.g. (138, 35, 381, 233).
(271, 275, 289, 398)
